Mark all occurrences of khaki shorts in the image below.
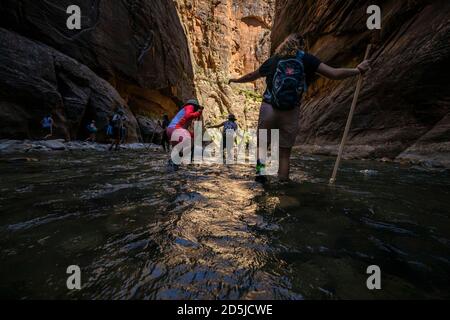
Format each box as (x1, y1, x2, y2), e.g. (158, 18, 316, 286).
(258, 102, 300, 148)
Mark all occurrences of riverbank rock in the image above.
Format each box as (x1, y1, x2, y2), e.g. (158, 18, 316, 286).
(136, 116, 163, 144)
(40, 140, 67, 151)
(0, 139, 162, 154)
(272, 1, 450, 166)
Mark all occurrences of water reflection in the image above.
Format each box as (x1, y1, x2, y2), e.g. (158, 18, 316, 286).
(0, 150, 449, 299)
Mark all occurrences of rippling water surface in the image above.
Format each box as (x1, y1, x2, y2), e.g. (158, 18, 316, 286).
(0, 150, 449, 299)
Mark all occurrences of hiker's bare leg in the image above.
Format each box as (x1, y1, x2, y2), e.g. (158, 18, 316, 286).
(109, 139, 118, 151)
(257, 102, 275, 166)
(257, 129, 271, 165)
(279, 147, 292, 180)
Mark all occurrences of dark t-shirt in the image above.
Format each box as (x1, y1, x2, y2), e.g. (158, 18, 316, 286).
(259, 52, 322, 104)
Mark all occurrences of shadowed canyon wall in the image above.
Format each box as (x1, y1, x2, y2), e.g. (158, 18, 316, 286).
(0, 0, 195, 141)
(175, 0, 275, 129)
(272, 0, 450, 166)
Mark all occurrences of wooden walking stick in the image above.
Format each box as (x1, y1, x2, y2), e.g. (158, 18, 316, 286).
(150, 120, 157, 144)
(329, 44, 372, 185)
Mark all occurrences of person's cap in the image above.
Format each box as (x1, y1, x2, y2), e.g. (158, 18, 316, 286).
(228, 114, 237, 121)
(186, 99, 201, 107)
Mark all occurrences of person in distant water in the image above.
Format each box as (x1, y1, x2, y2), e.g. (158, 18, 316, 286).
(160, 114, 171, 152)
(228, 33, 371, 182)
(109, 108, 126, 151)
(120, 124, 128, 144)
(106, 116, 114, 142)
(41, 114, 54, 139)
(85, 120, 98, 142)
(166, 99, 204, 169)
(208, 114, 239, 161)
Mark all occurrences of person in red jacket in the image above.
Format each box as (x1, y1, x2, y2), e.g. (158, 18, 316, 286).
(166, 99, 204, 170)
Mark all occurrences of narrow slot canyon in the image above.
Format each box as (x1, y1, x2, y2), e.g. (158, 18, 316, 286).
(0, 1, 449, 301)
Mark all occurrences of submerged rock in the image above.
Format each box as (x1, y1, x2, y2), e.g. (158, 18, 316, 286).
(360, 169, 378, 176)
(4, 157, 39, 163)
(40, 140, 66, 151)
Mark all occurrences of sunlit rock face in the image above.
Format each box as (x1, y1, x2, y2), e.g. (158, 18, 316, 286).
(0, 0, 195, 140)
(271, 0, 450, 165)
(175, 0, 275, 130)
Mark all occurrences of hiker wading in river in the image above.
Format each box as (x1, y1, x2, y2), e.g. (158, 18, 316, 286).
(208, 114, 239, 163)
(85, 120, 98, 142)
(229, 33, 371, 183)
(166, 99, 204, 170)
(41, 114, 54, 139)
(109, 108, 126, 151)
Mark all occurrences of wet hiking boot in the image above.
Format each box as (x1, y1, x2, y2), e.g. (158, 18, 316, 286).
(255, 160, 268, 184)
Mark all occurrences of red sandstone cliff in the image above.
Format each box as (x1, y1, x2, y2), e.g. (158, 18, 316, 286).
(175, 0, 275, 129)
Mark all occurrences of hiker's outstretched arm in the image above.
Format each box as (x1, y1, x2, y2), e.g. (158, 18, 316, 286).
(229, 70, 262, 84)
(207, 122, 225, 129)
(317, 60, 371, 80)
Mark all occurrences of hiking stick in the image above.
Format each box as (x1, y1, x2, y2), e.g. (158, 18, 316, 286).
(150, 121, 157, 145)
(329, 44, 372, 185)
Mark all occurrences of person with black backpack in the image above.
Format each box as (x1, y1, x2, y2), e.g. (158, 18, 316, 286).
(109, 108, 126, 151)
(229, 33, 371, 183)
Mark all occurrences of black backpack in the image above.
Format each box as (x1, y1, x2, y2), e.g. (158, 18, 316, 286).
(271, 51, 307, 110)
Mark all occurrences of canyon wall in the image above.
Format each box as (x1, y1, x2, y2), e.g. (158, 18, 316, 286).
(0, 0, 195, 141)
(272, 0, 450, 166)
(175, 0, 275, 130)
(1, 0, 448, 168)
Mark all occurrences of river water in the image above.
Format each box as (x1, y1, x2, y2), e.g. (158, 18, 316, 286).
(0, 149, 449, 299)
